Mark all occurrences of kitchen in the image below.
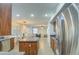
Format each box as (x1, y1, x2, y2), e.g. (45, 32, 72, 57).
(0, 3, 58, 55)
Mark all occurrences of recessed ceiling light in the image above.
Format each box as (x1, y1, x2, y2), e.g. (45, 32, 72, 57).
(16, 14, 20, 17)
(31, 14, 34, 17)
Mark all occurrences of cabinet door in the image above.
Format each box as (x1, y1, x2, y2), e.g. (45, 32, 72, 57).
(0, 4, 12, 35)
(10, 38, 14, 50)
(25, 43, 31, 55)
(19, 42, 25, 52)
(30, 43, 38, 55)
(51, 39, 57, 49)
(31, 43, 37, 50)
(0, 42, 2, 51)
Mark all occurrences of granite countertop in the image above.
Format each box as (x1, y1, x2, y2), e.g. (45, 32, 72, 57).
(19, 37, 39, 41)
(0, 35, 16, 41)
(0, 35, 39, 41)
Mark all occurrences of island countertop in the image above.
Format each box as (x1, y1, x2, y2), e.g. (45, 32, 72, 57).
(0, 35, 40, 42)
(19, 37, 39, 41)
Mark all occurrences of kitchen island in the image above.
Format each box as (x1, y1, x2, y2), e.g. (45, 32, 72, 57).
(19, 37, 39, 55)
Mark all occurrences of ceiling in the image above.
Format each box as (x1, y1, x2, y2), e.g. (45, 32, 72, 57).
(12, 3, 59, 26)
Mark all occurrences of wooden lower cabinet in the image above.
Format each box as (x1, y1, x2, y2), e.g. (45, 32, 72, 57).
(10, 38, 14, 51)
(51, 38, 57, 50)
(19, 41, 38, 55)
(0, 42, 2, 51)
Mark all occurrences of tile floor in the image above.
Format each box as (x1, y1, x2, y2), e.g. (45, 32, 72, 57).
(38, 37, 54, 55)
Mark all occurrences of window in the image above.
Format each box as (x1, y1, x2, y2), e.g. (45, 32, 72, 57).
(32, 28, 38, 34)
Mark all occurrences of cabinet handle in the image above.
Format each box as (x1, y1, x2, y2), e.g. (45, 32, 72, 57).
(29, 44, 31, 47)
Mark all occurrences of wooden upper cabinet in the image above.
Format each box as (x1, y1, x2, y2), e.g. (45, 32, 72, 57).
(0, 3, 12, 35)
